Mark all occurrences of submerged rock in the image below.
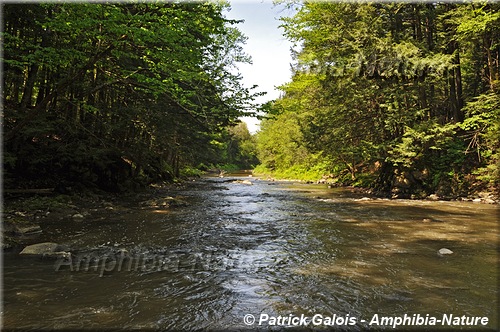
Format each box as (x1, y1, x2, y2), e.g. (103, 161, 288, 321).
(43, 251, 72, 259)
(422, 218, 443, 223)
(438, 248, 453, 256)
(13, 224, 42, 236)
(167, 197, 189, 207)
(232, 180, 253, 185)
(140, 196, 188, 209)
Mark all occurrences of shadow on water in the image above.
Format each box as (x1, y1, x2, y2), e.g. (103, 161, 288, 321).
(3, 176, 499, 330)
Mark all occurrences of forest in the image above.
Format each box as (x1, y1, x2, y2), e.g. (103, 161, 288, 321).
(3, 2, 499, 199)
(255, 2, 499, 198)
(3, 2, 258, 193)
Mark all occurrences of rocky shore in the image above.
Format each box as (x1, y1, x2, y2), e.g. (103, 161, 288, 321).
(267, 176, 499, 204)
(2, 182, 189, 251)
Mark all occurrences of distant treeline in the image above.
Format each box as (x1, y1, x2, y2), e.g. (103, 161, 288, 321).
(256, 2, 499, 197)
(3, 3, 259, 192)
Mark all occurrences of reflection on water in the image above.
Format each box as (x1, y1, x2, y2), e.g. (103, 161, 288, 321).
(3, 176, 499, 330)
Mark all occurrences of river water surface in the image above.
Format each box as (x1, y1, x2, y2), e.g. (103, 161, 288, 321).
(3, 176, 499, 330)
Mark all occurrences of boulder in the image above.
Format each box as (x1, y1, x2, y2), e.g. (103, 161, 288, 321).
(427, 194, 440, 201)
(20, 242, 60, 256)
(438, 248, 453, 256)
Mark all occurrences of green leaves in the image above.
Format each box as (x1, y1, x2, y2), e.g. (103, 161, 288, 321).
(449, 3, 500, 37)
(257, 2, 499, 193)
(3, 2, 258, 189)
(388, 121, 457, 167)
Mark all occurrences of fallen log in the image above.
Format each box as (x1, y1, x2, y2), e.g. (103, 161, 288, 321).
(4, 188, 54, 195)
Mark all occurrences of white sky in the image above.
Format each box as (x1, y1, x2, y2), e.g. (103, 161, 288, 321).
(224, 0, 295, 133)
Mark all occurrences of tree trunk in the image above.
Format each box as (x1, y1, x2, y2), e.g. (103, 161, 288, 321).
(485, 33, 496, 90)
(19, 64, 39, 109)
(454, 46, 464, 122)
(447, 40, 463, 123)
(413, 5, 422, 42)
(425, 3, 434, 51)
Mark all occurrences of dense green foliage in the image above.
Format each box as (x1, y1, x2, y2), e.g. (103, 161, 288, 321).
(256, 2, 500, 197)
(3, 3, 259, 191)
(222, 122, 259, 169)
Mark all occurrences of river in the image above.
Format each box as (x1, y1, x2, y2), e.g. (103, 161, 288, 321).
(2, 175, 499, 330)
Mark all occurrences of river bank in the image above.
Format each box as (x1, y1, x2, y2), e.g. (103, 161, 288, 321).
(253, 169, 499, 204)
(2, 181, 188, 250)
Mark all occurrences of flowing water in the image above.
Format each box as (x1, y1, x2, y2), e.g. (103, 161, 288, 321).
(2, 176, 499, 330)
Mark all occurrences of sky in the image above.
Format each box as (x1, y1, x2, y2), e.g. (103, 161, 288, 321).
(224, 1, 295, 133)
